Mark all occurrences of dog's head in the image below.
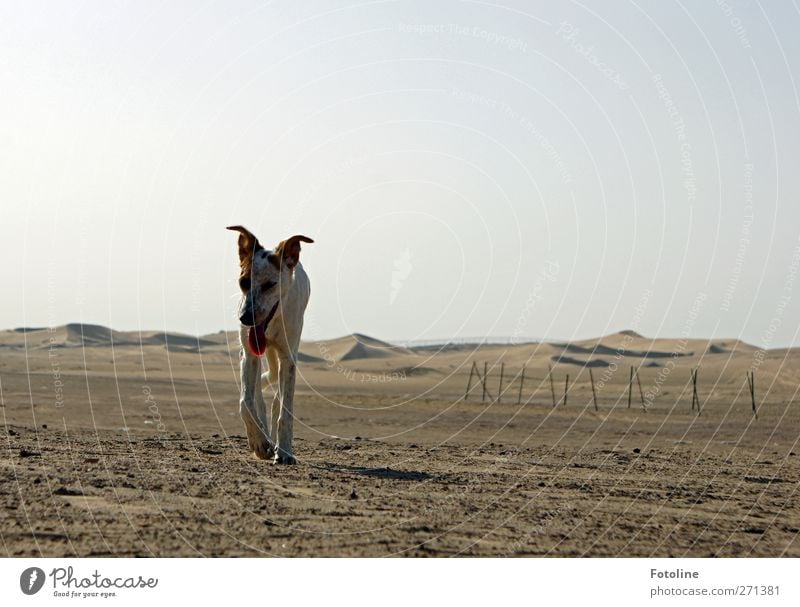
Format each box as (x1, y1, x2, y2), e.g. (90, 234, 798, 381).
(227, 225, 313, 355)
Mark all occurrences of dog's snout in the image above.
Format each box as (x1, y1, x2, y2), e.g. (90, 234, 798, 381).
(239, 307, 257, 326)
(237, 298, 257, 327)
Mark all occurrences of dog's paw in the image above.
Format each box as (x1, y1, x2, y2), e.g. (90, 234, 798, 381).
(272, 451, 297, 465)
(252, 440, 275, 461)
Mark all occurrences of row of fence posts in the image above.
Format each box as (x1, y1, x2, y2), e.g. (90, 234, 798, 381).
(464, 362, 760, 416)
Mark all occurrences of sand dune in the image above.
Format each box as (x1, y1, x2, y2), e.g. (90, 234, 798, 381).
(136, 330, 218, 348)
(552, 330, 765, 366)
(556, 341, 692, 359)
(551, 355, 612, 368)
(306, 333, 415, 362)
(199, 330, 239, 345)
(703, 339, 759, 354)
(0, 323, 218, 351)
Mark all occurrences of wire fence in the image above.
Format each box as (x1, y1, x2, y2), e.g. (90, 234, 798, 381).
(463, 361, 762, 417)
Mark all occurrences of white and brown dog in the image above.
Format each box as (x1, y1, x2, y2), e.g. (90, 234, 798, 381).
(227, 226, 313, 464)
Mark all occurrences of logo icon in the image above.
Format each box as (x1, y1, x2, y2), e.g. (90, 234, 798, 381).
(20, 567, 46, 595)
(389, 248, 412, 304)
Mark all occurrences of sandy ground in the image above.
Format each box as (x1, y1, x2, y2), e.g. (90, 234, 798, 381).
(1, 325, 799, 556)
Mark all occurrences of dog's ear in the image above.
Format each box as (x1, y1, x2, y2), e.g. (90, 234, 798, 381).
(226, 225, 263, 273)
(275, 235, 314, 269)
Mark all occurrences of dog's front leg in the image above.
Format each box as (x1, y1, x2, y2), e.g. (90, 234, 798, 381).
(239, 348, 274, 460)
(264, 347, 281, 442)
(274, 353, 297, 465)
(270, 385, 281, 450)
(254, 378, 273, 455)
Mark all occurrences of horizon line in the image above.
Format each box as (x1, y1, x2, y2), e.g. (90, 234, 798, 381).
(1, 322, 783, 350)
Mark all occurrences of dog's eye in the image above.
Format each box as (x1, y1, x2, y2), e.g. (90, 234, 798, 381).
(238, 276, 251, 291)
(261, 280, 276, 291)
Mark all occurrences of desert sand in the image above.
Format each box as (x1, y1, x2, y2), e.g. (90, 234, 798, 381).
(1, 324, 798, 556)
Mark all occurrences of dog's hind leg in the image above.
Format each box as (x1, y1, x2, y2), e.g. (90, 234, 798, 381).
(239, 343, 274, 460)
(260, 344, 280, 434)
(270, 387, 281, 448)
(261, 347, 280, 388)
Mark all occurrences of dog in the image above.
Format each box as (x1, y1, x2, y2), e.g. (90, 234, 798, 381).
(227, 226, 313, 464)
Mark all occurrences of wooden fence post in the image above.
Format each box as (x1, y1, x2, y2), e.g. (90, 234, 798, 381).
(564, 374, 569, 407)
(589, 368, 598, 412)
(482, 362, 488, 403)
(517, 365, 526, 405)
(693, 367, 701, 415)
(497, 362, 505, 403)
(748, 370, 757, 419)
(464, 361, 476, 400)
(549, 364, 556, 407)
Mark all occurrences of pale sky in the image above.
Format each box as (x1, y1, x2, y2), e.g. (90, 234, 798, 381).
(2, 1, 799, 346)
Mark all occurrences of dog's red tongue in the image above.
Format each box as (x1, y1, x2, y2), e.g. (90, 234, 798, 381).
(248, 323, 267, 356)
